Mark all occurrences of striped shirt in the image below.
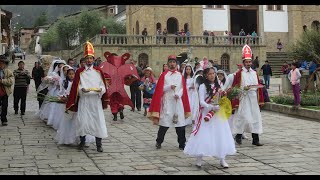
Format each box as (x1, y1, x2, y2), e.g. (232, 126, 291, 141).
(13, 69, 31, 88)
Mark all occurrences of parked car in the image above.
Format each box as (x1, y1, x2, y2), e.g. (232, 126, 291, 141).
(13, 47, 23, 59)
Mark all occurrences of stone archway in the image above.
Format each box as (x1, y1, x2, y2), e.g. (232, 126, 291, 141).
(220, 53, 230, 73)
(156, 23, 162, 31)
(167, 17, 179, 34)
(135, 21, 140, 35)
(138, 53, 149, 67)
(311, 20, 320, 31)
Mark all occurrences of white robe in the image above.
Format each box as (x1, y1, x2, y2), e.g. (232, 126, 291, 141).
(185, 78, 199, 125)
(232, 67, 263, 134)
(76, 66, 108, 138)
(159, 71, 186, 128)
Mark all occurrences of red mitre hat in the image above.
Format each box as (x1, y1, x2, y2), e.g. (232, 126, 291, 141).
(242, 44, 252, 60)
(84, 41, 94, 57)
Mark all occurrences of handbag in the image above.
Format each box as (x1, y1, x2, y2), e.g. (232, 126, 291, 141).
(0, 85, 6, 97)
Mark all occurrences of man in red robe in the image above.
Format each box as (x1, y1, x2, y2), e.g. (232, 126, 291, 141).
(66, 41, 108, 152)
(148, 55, 191, 150)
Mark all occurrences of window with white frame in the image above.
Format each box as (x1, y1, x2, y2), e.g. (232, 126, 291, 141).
(266, 5, 283, 11)
(206, 5, 224, 9)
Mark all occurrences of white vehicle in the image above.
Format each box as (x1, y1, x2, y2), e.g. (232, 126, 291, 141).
(13, 47, 23, 59)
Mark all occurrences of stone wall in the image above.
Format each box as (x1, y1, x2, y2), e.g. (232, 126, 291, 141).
(43, 50, 71, 61)
(264, 32, 289, 52)
(127, 5, 203, 36)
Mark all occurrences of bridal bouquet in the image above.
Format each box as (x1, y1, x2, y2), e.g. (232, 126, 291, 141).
(43, 76, 60, 84)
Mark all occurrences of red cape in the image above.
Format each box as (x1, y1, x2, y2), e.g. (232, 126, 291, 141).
(230, 69, 264, 110)
(147, 70, 191, 125)
(66, 66, 109, 112)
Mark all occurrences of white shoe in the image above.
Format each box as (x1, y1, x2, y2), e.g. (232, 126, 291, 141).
(196, 156, 202, 167)
(220, 159, 229, 168)
(242, 134, 248, 139)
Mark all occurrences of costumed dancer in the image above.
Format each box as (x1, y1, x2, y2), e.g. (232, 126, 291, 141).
(99, 52, 140, 121)
(184, 66, 236, 168)
(148, 55, 191, 150)
(182, 64, 199, 125)
(139, 67, 156, 116)
(66, 41, 108, 152)
(225, 44, 265, 146)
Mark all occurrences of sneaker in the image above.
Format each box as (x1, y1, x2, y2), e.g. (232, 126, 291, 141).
(220, 159, 229, 168)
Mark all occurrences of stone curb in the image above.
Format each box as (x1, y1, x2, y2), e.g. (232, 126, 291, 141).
(262, 102, 320, 121)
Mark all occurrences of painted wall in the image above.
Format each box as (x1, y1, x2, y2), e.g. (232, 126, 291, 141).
(203, 6, 228, 32)
(263, 5, 288, 32)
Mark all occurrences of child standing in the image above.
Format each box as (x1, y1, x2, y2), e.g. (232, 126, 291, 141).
(184, 67, 236, 168)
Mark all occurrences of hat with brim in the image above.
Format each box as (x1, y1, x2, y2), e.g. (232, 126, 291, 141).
(143, 67, 153, 74)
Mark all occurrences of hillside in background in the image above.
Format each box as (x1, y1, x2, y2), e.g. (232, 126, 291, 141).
(0, 5, 101, 28)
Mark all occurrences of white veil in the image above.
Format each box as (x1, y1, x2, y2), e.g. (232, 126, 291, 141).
(59, 65, 72, 96)
(216, 69, 228, 86)
(182, 63, 195, 78)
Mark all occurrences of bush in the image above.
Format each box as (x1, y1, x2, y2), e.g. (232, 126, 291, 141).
(271, 94, 320, 106)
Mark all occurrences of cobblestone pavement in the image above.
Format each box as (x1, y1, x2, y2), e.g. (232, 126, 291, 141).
(0, 55, 320, 175)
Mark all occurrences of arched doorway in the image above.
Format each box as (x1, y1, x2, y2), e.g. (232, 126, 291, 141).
(138, 53, 149, 67)
(220, 53, 230, 73)
(167, 17, 179, 34)
(135, 21, 140, 35)
(156, 23, 161, 31)
(184, 23, 189, 32)
(303, 25, 307, 32)
(311, 20, 320, 31)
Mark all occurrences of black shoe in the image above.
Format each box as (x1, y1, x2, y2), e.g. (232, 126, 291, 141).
(137, 108, 141, 111)
(155, 143, 161, 149)
(130, 108, 135, 112)
(78, 142, 85, 150)
(21, 112, 25, 115)
(112, 113, 117, 121)
(252, 142, 264, 146)
(97, 146, 103, 152)
(235, 134, 242, 145)
(2, 122, 8, 126)
(179, 145, 185, 150)
(120, 112, 124, 119)
(15, 111, 18, 115)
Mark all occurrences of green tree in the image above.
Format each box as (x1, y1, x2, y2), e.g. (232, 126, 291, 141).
(56, 17, 79, 49)
(288, 29, 320, 62)
(101, 18, 126, 34)
(78, 10, 102, 43)
(288, 29, 320, 93)
(34, 12, 48, 28)
(40, 24, 58, 51)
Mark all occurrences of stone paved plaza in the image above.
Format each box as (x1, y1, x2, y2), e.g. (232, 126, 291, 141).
(0, 55, 320, 175)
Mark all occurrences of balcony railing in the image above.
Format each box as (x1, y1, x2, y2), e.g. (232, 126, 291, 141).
(70, 34, 263, 58)
(96, 34, 263, 46)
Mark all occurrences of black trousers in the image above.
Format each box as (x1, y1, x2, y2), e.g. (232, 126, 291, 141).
(0, 95, 8, 122)
(156, 125, 186, 148)
(130, 85, 141, 110)
(13, 87, 27, 113)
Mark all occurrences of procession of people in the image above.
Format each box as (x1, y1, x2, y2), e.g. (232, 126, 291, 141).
(1, 42, 268, 169)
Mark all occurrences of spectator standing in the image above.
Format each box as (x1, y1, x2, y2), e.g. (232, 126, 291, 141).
(100, 26, 108, 44)
(288, 62, 301, 109)
(277, 39, 283, 52)
(252, 56, 259, 70)
(260, 60, 273, 89)
(32, 61, 45, 109)
(142, 28, 148, 44)
(281, 61, 290, 74)
(0, 55, 14, 126)
(162, 28, 168, 44)
(203, 30, 209, 44)
(13, 61, 31, 115)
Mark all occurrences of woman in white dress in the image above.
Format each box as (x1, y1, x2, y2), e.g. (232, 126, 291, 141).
(184, 67, 236, 168)
(182, 64, 199, 125)
(37, 59, 66, 125)
(55, 68, 95, 145)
